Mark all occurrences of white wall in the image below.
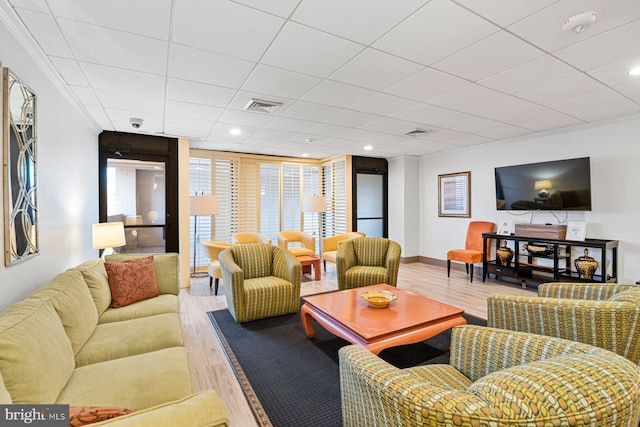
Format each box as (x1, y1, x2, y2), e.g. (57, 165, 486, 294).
(0, 18, 98, 310)
(418, 115, 640, 283)
(388, 156, 420, 258)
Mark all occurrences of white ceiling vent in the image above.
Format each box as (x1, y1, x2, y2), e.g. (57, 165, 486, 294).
(244, 98, 283, 113)
(403, 128, 434, 137)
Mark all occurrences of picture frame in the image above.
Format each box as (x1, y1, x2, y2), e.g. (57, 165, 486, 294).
(497, 219, 514, 236)
(438, 171, 470, 218)
(566, 221, 587, 241)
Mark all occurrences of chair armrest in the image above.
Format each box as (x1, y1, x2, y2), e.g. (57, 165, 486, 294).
(486, 295, 640, 364)
(92, 391, 229, 426)
(449, 325, 603, 382)
(336, 242, 357, 287)
(300, 233, 315, 252)
(538, 282, 634, 300)
(384, 241, 402, 286)
(322, 235, 343, 252)
(276, 235, 288, 249)
(272, 247, 301, 286)
(218, 249, 244, 315)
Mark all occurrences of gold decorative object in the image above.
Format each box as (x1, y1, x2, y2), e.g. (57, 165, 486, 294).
(360, 290, 397, 308)
(496, 241, 514, 267)
(574, 249, 598, 279)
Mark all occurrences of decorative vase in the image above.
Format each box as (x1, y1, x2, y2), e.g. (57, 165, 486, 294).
(496, 241, 514, 267)
(574, 249, 598, 279)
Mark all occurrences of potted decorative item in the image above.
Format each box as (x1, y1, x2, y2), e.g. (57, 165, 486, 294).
(496, 241, 514, 267)
(574, 249, 598, 279)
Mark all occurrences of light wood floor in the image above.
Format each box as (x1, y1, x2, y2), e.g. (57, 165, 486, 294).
(179, 262, 536, 426)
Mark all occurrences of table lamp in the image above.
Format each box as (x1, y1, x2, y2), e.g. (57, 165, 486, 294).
(534, 180, 552, 198)
(92, 222, 126, 258)
(190, 194, 219, 277)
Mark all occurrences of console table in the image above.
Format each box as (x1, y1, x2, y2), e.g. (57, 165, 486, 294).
(482, 232, 618, 288)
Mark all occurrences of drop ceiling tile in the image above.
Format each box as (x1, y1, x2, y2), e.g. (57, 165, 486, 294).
(253, 128, 299, 141)
(50, 57, 89, 86)
(453, 0, 560, 27)
(9, 0, 49, 13)
(69, 86, 100, 105)
(384, 68, 469, 102)
(304, 123, 352, 138)
(162, 126, 210, 140)
(433, 31, 545, 81)
(517, 113, 584, 132)
(362, 117, 424, 135)
(324, 109, 379, 128)
(479, 55, 577, 94)
(341, 129, 382, 142)
(292, 0, 427, 45)
(265, 117, 315, 133)
(173, 0, 283, 61)
(166, 100, 224, 121)
(390, 103, 479, 129)
(165, 116, 216, 133)
(517, 74, 606, 104)
(453, 118, 531, 140)
(557, 98, 640, 123)
(166, 78, 237, 107)
(301, 80, 374, 108)
(330, 48, 423, 91)
(58, 18, 168, 74)
(81, 63, 165, 97)
(280, 100, 342, 122)
(555, 19, 640, 71)
(16, 9, 74, 57)
(373, 0, 498, 66)
(587, 55, 640, 86)
(47, 0, 172, 40)
(545, 87, 627, 114)
(230, 0, 300, 18)
(168, 44, 255, 88)
(350, 93, 421, 116)
(428, 83, 504, 110)
(613, 80, 640, 99)
(261, 22, 363, 78)
(242, 64, 321, 99)
(105, 108, 162, 125)
(465, 95, 557, 123)
(509, 0, 640, 53)
(212, 123, 260, 138)
(95, 89, 164, 113)
(219, 109, 275, 127)
(84, 105, 111, 123)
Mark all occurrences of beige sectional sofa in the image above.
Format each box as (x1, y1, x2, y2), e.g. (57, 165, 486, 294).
(0, 253, 229, 426)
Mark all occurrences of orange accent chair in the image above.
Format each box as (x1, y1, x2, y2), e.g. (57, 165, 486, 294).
(447, 221, 494, 282)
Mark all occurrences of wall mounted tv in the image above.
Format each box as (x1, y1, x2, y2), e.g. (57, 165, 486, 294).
(495, 157, 592, 211)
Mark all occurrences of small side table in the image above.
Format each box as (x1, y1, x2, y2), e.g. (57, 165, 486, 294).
(296, 255, 321, 281)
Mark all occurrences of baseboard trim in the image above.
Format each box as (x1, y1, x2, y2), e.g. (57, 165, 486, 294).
(400, 256, 421, 264)
(419, 256, 482, 274)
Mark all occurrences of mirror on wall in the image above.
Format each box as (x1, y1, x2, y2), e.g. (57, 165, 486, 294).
(3, 67, 38, 265)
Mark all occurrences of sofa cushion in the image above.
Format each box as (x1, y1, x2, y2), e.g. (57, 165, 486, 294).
(75, 313, 184, 367)
(0, 299, 74, 403)
(57, 347, 194, 410)
(98, 294, 179, 323)
(28, 270, 98, 355)
(69, 406, 134, 426)
(407, 364, 472, 391)
(105, 256, 159, 308)
(609, 286, 640, 305)
(73, 259, 112, 316)
(0, 372, 11, 404)
(105, 253, 180, 296)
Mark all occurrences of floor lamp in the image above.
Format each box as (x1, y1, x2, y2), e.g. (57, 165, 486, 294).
(302, 195, 326, 254)
(190, 194, 219, 277)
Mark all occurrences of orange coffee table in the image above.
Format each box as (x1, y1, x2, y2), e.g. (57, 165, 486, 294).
(296, 255, 321, 280)
(300, 284, 466, 355)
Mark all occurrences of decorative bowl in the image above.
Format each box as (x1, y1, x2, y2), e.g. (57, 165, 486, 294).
(524, 244, 554, 256)
(360, 290, 398, 308)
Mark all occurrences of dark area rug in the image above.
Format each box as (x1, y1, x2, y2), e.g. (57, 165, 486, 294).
(207, 307, 486, 427)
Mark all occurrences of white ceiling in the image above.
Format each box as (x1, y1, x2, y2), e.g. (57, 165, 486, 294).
(4, 0, 640, 158)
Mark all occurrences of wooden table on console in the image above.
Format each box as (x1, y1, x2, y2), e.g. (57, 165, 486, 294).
(296, 255, 321, 281)
(300, 284, 466, 355)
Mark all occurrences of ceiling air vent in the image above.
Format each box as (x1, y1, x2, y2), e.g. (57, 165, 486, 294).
(403, 128, 434, 137)
(244, 98, 283, 113)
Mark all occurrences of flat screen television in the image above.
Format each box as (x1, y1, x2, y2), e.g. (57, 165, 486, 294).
(495, 157, 592, 211)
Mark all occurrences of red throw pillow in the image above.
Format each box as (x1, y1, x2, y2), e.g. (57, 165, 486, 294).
(104, 256, 159, 308)
(69, 406, 134, 426)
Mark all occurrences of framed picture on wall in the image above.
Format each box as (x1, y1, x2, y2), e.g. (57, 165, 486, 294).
(438, 171, 470, 218)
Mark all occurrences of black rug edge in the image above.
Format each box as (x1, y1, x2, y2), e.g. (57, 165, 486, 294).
(206, 311, 274, 427)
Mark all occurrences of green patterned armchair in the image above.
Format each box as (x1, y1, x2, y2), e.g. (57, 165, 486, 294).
(339, 325, 640, 427)
(219, 243, 301, 323)
(336, 237, 401, 290)
(488, 282, 640, 364)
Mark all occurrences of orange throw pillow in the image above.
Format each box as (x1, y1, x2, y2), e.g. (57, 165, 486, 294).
(104, 256, 159, 308)
(69, 406, 134, 426)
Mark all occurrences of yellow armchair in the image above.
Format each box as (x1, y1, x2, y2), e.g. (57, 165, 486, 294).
(277, 230, 315, 256)
(232, 232, 272, 245)
(336, 237, 401, 290)
(201, 241, 234, 295)
(321, 232, 365, 271)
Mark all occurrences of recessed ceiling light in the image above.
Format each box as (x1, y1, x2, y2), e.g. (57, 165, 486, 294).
(301, 153, 309, 157)
(363, 145, 373, 151)
(629, 66, 640, 76)
(229, 128, 242, 136)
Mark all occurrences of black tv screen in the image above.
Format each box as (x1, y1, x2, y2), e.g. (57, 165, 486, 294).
(495, 157, 592, 211)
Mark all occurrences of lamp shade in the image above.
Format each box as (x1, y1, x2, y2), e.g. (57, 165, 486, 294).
(190, 195, 219, 216)
(534, 180, 552, 190)
(92, 222, 126, 249)
(302, 195, 327, 213)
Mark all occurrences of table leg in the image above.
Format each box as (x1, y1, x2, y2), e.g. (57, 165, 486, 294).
(300, 304, 315, 339)
(314, 260, 321, 280)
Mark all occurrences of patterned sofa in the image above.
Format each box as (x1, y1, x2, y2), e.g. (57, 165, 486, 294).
(219, 243, 301, 323)
(336, 237, 401, 290)
(487, 282, 640, 364)
(339, 325, 640, 426)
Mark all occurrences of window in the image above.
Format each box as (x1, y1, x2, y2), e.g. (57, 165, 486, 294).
(189, 158, 213, 269)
